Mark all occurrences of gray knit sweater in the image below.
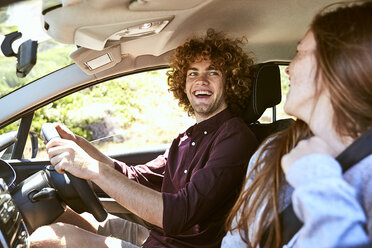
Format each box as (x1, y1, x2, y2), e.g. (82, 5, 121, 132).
(222, 150, 372, 247)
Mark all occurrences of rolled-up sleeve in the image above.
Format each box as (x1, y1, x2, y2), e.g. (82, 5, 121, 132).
(114, 154, 166, 192)
(162, 123, 257, 234)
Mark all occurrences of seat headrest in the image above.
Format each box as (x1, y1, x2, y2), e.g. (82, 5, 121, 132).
(243, 62, 282, 123)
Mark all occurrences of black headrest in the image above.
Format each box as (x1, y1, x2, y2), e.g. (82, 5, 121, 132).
(243, 62, 282, 123)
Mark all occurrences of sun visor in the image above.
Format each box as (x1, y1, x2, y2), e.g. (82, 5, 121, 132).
(41, 0, 176, 51)
(70, 45, 122, 75)
(73, 17, 173, 51)
(41, 0, 209, 51)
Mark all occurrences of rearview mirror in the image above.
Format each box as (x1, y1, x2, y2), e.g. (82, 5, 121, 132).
(16, 39, 38, 78)
(0, 31, 38, 78)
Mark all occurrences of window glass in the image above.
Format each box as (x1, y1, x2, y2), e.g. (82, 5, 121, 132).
(0, 120, 20, 159)
(0, 0, 76, 98)
(277, 65, 291, 120)
(31, 69, 194, 159)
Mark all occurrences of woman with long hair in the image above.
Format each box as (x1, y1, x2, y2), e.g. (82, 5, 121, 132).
(222, 1, 372, 247)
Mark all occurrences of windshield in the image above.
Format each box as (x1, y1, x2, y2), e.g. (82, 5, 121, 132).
(0, 0, 76, 98)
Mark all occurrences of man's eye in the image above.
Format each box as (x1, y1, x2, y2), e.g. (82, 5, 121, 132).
(209, 71, 219, 76)
(188, 72, 197, 76)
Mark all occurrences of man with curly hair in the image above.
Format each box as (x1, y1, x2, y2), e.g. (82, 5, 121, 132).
(30, 29, 258, 248)
(168, 29, 255, 119)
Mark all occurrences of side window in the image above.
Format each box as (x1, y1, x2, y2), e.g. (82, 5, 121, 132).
(29, 69, 194, 159)
(257, 65, 291, 123)
(0, 120, 20, 159)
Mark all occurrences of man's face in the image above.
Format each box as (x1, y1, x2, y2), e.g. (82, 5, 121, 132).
(185, 59, 227, 123)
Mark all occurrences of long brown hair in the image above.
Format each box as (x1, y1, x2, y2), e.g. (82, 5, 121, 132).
(226, 1, 372, 247)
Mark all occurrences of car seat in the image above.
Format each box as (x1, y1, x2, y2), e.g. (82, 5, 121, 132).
(243, 62, 294, 142)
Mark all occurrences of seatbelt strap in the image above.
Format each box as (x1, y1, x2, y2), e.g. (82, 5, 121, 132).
(336, 128, 372, 173)
(262, 128, 372, 247)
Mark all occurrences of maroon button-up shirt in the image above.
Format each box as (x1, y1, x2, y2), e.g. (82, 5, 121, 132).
(114, 109, 258, 247)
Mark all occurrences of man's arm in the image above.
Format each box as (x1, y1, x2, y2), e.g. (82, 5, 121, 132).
(114, 155, 166, 191)
(46, 138, 165, 228)
(75, 135, 115, 166)
(54, 124, 115, 167)
(94, 163, 164, 228)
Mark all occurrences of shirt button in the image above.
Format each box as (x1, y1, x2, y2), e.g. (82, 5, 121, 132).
(184, 170, 188, 174)
(204, 131, 208, 135)
(191, 142, 196, 146)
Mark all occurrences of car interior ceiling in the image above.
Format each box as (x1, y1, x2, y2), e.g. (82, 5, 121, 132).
(39, 0, 330, 72)
(1, 1, 354, 248)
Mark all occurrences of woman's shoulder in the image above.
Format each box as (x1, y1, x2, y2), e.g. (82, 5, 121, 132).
(221, 229, 247, 248)
(344, 154, 372, 201)
(344, 154, 372, 183)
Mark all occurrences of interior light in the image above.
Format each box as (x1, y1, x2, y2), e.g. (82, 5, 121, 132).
(108, 19, 171, 40)
(140, 23, 152, 29)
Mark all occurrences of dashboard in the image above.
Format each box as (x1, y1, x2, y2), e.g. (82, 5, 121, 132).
(0, 155, 102, 248)
(0, 177, 28, 248)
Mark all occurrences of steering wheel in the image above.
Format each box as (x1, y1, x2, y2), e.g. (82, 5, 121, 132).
(66, 172, 107, 221)
(42, 124, 107, 222)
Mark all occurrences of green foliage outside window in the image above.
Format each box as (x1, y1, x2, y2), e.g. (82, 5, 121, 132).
(32, 78, 140, 142)
(0, 39, 76, 136)
(0, 40, 75, 98)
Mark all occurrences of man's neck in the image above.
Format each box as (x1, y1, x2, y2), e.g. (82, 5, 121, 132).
(195, 107, 228, 123)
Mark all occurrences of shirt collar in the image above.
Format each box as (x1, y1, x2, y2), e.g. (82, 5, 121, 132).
(186, 108, 234, 137)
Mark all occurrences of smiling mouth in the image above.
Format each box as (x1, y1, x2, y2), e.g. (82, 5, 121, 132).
(193, 90, 212, 97)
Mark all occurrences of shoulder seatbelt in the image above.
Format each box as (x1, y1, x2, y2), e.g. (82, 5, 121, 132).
(261, 128, 372, 247)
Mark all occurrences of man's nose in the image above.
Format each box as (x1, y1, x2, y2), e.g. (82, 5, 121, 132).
(196, 73, 209, 85)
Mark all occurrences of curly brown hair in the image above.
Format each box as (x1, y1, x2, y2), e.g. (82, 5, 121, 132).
(167, 29, 255, 117)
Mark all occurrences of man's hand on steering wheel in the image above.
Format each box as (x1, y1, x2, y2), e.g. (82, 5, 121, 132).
(41, 123, 107, 222)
